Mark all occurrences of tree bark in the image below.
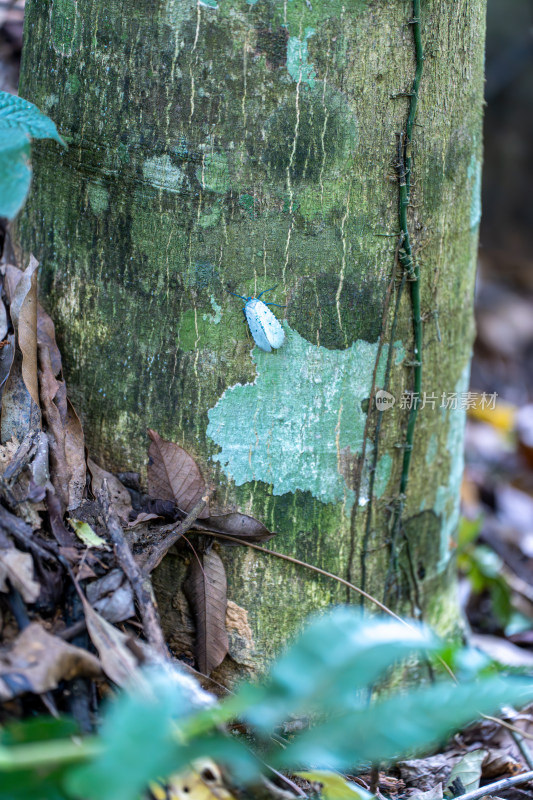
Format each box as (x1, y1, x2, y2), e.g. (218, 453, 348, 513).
(18, 0, 486, 678)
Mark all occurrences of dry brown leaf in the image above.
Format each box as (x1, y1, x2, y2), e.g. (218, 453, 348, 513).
(0, 438, 19, 475)
(184, 548, 228, 676)
(0, 333, 15, 396)
(39, 345, 70, 507)
(398, 755, 457, 791)
(38, 348, 85, 509)
(0, 544, 40, 602)
(80, 593, 139, 686)
(3, 263, 22, 304)
(86, 568, 135, 623)
(87, 458, 132, 523)
(127, 512, 161, 528)
(147, 429, 210, 518)
(482, 749, 523, 778)
(37, 301, 62, 377)
(197, 512, 275, 544)
(0, 297, 7, 342)
(0, 622, 101, 701)
(1, 344, 41, 443)
(64, 399, 86, 509)
(10, 256, 39, 407)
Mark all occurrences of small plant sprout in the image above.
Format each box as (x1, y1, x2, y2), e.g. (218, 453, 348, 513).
(230, 286, 286, 352)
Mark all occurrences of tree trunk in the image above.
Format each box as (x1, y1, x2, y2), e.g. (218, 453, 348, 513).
(18, 0, 486, 679)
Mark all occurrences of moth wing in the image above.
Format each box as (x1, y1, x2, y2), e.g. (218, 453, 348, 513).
(254, 300, 285, 350)
(244, 300, 272, 352)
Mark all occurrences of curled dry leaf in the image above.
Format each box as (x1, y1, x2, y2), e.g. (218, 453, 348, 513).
(1, 345, 41, 443)
(0, 622, 101, 701)
(0, 296, 7, 341)
(197, 512, 275, 544)
(10, 256, 39, 407)
(37, 301, 62, 376)
(127, 512, 161, 529)
(88, 458, 133, 524)
(80, 593, 140, 687)
(0, 333, 15, 396)
(147, 429, 210, 518)
(86, 568, 135, 623)
(0, 540, 40, 602)
(64, 399, 86, 509)
(39, 345, 70, 507)
(184, 547, 228, 676)
(482, 749, 524, 778)
(39, 347, 86, 510)
(398, 755, 457, 791)
(3, 263, 23, 305)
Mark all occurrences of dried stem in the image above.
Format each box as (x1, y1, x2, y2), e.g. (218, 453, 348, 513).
(101, 481, 168, 659)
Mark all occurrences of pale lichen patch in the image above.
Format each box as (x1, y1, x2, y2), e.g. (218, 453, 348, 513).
(207, 325, 399, 506)
(142, 155, 189, 193)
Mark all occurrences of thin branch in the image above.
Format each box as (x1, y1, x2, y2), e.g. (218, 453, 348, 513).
(100, 481, 168, 659)
(186, 531, 456, 681)
(188, 531, 409, 625)
(0, 503, 57, 563)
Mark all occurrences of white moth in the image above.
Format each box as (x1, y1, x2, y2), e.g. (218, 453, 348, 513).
(231, 287, 285, 352)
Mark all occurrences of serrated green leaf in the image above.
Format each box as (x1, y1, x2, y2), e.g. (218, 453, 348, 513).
(65, 667, 260, 800)
(241, 609, 438, 733)
(65, 670, 193, 800)
(297, 771, 374, 800)
(0, 91, 64, 146)
(276, 677, 533, 771)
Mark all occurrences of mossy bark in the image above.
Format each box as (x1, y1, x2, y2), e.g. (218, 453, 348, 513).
(18, 0, 486, 677)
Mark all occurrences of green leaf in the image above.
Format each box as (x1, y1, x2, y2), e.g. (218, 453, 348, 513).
(0, 717, 79, 747)
(297, 771, 374, 800)
(240, 610, 438, 732)
(0, 91, 64, 146)
(65, 668, 260, 800)
(65, 670, 193, 800)
(446, 750, 486, 795)
(0, 90, 65, 220)
(276, 677, 533, 770)
(0, 137, 31, 219)
(0, 768, 70, 800)
(68, 518, 109, 549)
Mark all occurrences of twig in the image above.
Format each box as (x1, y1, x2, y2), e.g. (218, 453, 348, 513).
(450, 770, 533, 800)
(499, 706, 533, 765)
(141, 491, 212, 574)
(481, 713, 533, 743)
(186, 531, 410, 625)
(57, 619, 87, 641)
(100, 481, 168, 659)
(2, 430, 39, 482)
(0, 503, 57, 563)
